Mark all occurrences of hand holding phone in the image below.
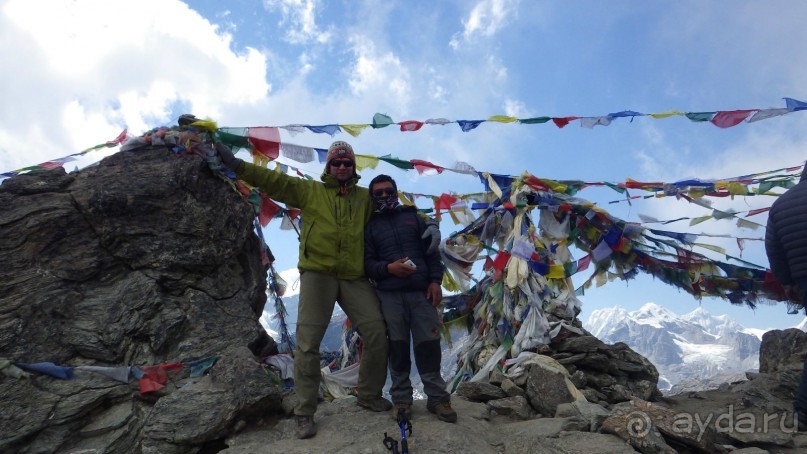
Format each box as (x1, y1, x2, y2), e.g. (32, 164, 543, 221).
(388, 257, 417, 277)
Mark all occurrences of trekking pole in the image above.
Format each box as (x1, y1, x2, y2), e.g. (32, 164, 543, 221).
(382, 432, 399, 454)
(397, 407, 413, 454)
(383, 408, 413, 454)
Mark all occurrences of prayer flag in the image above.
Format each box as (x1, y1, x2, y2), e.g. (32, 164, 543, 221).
(649, 110, 683, 119)
(784, 97, 807, 111)
(341, 124, 369, 137)
(580, 117, 612, 128)
(552, 117, 578, 128)
(457, 120, 484, 132)
(280, 143, 315, 163)
(306, 125, 341, 135)
(247, 127, 281, 160)
(710, 110, 754, 128)
(424, 118, 452, 125)
(410, 159, 444, 175)
(519, 116, 551, 124)
(487, 115, 518, 123)
(398, 121, 424, 132)
(378, 155, 415, 169)
(372, 113, 394, 128)
(685, 112, 716, 122)
(748, 108, 789, 123)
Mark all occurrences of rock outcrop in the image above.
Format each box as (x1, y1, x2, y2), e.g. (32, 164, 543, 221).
(0, 147, 282, 453)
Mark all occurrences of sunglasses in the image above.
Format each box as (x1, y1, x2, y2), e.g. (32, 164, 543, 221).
(330, 160, 354, 168)
(372, 188, 397, 197)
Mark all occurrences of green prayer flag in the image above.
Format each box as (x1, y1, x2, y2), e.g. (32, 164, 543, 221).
(519, 116, 551, 124)
(378, 154, 415, 169)
(372, 113, 393, 129)
(685, 112, 716, 122)
(216, 127, 251, 149)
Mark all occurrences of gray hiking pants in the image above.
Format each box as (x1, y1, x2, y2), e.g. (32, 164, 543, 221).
(377, 289, 450, 406)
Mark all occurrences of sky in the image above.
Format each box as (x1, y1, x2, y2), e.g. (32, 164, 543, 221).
(2, 0, 807, 331)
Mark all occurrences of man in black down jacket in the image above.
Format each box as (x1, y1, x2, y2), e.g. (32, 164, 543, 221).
(765, 166, 807, 430)
(364, 174, 457, 423)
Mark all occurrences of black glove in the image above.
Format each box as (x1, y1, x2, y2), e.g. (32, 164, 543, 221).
(215, 142, 242, 171)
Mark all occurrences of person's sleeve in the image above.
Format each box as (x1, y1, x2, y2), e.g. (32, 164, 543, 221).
(364, 223, 391, 281)
(765, 214, 794, 285)
(236, 161, 309, 208)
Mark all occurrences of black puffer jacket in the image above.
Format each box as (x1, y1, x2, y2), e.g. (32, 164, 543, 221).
(364, 206, 444, 291)
(766, 171, 807, 285)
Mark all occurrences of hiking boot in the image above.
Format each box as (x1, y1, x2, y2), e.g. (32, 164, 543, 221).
(427, 401, 457, 423)
(295, 415, 316, 439)
(357, 396, 393, 412)
(391, 402, 413, 421)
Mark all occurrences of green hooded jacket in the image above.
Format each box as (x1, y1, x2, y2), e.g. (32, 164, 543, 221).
(237, 161, 372, 280)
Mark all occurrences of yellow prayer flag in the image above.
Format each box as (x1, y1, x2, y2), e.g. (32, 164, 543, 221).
(547, 264, 565, 279)
(354, 154, 379, 171)
(595, 271, 608, 287)
(694, 243, 726, 255)
(689, 215, 712, 226)
(483, 173, 503, 199)
(189, 119, 218, 132)
(726, 182, 747, 196)
(539, 178, 568, 194)
(252, 153, 270, 168)
(649, 110, 684, 119)
(398, 192, 416, 206)
(736, 218, 762, 230)
(341, 124, 369, 137)
(487, 115, 518, 123)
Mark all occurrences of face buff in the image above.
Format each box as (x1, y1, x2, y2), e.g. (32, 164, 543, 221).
(373, 191, 400, 213)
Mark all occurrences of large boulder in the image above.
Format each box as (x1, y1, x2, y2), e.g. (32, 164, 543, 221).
(0, 147, 282, 453)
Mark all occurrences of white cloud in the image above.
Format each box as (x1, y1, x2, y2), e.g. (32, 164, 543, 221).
(347, 39, 411, 109)
(263, 0, 331, 45)
(450, 0, 519, 49)
(503, 99, 530, 118)
(0, 0, 268, 172)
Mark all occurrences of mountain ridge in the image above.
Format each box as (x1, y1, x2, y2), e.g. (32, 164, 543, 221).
(585, 302, 770, 393)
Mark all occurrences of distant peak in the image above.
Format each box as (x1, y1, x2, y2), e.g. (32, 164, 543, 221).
(637, 302, 676, 315)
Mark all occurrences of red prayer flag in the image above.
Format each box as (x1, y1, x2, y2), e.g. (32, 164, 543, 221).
(39, 161, 64, 169)
(286, 208, 301, 220)
(710, 110, 754, 128)
(248, 127, 281, 160)
(523, 175, 550, 191)
(434, 193, 458, 210)
(483, 256, 494, 272)
(410, 159, 444, 175)
(399, 121, 424, 132)
(577, 254, 591, 272)
(745, 207, 770, 217)
(259, 193, 282, 227)
(492, 251, 511, 271)
(107, 129, 128, 145)
(551, 117, 578, 128)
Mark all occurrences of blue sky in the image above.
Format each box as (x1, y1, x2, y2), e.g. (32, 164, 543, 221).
(2, 0, 807, 330)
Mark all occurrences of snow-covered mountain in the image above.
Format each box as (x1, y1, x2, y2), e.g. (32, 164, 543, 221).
(585, 303, 763, 393)
(261, 294, 348, 352)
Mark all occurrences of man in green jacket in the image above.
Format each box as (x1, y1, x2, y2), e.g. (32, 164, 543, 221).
(217, 140, 437, 439)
